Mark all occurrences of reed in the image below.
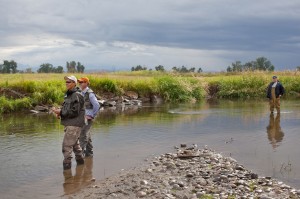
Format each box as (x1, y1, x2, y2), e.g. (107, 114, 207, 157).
(0, 96, 32, 114)
(0, 71, 300, 114)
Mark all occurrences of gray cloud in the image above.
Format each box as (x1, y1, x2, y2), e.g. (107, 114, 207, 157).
(0, 0, 300, 71)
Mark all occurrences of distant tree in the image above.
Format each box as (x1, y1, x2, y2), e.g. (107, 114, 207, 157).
(55, 66, 64, 73)
(226, 66, 232, 72)
(172, 66, 197, 73)
(197, 67, 203, 73)
(255, 57, 274, 71)
(296, 66, 300, 71)
(25, 68, 33, 73)
(189, 67, 195, 72)
(66, 61, 85, 73)
(231, 61, 243, 72)
(76, 62, 85, 73)
(180, 65, 188, 73)
(37, 63, 65, 73)
(66, 61, 76, 73)
(243, 61, 256, 71)
(226, 57, 275, 72)
(1, 60, 18, 73)
(155, 65, 165, 72)
(70, 61, 77, 73)
(37, 63, 54, 73)
(172, 66, 179, 72)
(131, 65, 147, 71)
(9, 60, 17, 73)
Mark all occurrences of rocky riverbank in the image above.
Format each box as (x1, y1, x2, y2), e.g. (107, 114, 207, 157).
(68, 145, 300, 199)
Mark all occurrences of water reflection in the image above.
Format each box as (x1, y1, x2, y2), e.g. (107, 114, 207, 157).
(266, 113, 284, 149)
(2, 100, 300, 198)
(63, 157, 93, 195)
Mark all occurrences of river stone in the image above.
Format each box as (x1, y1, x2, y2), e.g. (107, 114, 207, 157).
(69, 145, 300, 199)
(124, 91, 138, 99)
(197, 178, 207, 186)
(180, 143, 187, 148)
(136, 191, 147, 197)
(166, 162, 176, 169)
(140, 180, 148, 185)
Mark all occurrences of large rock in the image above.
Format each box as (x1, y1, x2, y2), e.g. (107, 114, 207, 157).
(124, 91, 138, 100)
(0, 88, 25, 99)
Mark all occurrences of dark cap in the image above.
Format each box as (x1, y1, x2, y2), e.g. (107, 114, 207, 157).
(272, 76, 277, 79)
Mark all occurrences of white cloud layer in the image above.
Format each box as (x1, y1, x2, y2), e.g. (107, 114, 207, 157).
(0, 0, 300, 71)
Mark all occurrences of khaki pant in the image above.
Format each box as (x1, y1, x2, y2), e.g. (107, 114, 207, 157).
(62, 126, 83, 164)
(269, 98, 280, 113)
(269, 87, 280, 113)
(79, 120, 93, 155)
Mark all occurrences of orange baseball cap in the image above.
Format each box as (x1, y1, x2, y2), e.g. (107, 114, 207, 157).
(78, 77, 89, 83)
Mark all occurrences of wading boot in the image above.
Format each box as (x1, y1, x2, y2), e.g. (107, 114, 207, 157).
(76, 158, 85, 165)
(63, 162, 71, 170)
(85, 150, 93, 157)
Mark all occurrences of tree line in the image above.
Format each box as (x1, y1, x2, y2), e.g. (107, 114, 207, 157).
(131, 65, 203, 73)
(226, 57, 275, 72)
(1, 56, 299, 74)
(131, 57, 281, 73)
(0, 60, 85, 73)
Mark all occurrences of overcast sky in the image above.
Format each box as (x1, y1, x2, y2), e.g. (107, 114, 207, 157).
(1, 0, 300, 72)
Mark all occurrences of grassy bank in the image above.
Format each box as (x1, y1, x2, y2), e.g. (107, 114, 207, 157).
(0, 71, 300, 114)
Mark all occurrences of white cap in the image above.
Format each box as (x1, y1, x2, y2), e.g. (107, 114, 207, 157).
(64, 75, 77, 83)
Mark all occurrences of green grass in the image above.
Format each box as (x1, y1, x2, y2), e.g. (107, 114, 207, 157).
(0, 96, 33, 114)
(0, 71, 300, 114)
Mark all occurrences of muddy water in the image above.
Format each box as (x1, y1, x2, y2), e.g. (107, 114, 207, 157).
(1, 99, 300, 198)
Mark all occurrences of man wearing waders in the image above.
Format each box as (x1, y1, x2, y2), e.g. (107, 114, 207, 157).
(52, 75, 86, 170)
(267, 76, 284, 114)
(78, 77, 100, 157)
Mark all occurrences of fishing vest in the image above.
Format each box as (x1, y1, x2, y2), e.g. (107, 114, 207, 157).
(83, 88, 94, 109)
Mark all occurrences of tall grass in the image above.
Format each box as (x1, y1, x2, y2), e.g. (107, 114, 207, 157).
(205, 73, 300, 98)
(0, 96, 32, 114)
(156, 76, 204, 102)
(1, 71, 300, 114)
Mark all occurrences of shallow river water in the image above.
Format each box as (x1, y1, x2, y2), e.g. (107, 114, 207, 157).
(0, 99, 300, 198)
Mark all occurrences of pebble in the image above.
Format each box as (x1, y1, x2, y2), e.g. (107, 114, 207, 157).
(70, 145, 300, 199)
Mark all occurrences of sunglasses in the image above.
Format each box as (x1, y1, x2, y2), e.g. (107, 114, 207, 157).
(65, 81, 73, 84)
(78, 81, 86, 84)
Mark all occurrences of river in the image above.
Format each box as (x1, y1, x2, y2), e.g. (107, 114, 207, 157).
(0, 99, 300, 198)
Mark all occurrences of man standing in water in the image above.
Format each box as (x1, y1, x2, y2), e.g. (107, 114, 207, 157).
(78, 77, 100, 157)
(266, 76, 285, 114)
(53, 75, 86, 170)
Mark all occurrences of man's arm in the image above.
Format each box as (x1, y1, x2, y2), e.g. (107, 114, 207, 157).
(89, 93, 100, 118)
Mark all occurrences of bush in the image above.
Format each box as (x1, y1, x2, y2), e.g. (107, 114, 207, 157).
(0, 96, 32, 114)
(157, 76, 191, 102)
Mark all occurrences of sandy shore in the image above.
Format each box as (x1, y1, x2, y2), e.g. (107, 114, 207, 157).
(66, 145, 300, 199)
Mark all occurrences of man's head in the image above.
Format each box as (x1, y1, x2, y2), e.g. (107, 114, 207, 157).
(272, 76, 278, 82)
(64, 75, 77, 90)
(78, 77, 89, 89)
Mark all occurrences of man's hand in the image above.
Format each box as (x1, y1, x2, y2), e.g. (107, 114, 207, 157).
(86, 115, 93, 120)
(52, 107, 61, 119)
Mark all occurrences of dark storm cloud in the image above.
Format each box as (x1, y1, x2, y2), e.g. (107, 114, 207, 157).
(1, 0, 300, 70)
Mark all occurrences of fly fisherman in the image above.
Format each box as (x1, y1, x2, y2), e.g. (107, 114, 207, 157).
(78, 77, 100, 157)
(266, 76, 285, 114)
(52, 75, 86, 170)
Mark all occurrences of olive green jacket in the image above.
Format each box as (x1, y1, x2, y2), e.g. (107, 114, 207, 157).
(60, 87, 85, 127)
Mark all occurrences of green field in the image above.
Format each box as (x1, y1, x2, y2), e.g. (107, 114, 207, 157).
(0, 71, 300, 114)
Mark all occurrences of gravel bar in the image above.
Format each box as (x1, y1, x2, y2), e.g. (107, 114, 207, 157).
(68, 145, 300, 199)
